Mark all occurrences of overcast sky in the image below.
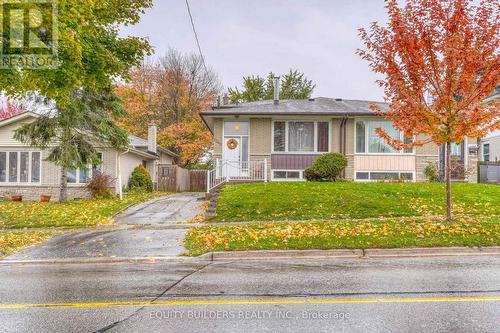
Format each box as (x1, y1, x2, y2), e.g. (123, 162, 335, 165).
(121, 0, 391, 102)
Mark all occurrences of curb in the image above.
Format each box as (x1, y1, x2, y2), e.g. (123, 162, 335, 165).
(0, 255, 212, 266)
(208, 246, 500, 261)
(2, 247, 499, 265)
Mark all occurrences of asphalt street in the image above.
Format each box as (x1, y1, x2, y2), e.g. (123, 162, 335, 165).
(0, 255, 499, 332)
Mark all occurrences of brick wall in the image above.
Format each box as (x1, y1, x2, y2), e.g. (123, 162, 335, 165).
(0, 186, 102, 201)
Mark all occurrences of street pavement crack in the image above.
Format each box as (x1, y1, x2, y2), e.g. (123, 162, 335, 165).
(93, 262, 212, 333)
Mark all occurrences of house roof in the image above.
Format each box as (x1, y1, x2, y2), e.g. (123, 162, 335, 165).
(128, 134, 178, 158)
(200, 97, 388, 132)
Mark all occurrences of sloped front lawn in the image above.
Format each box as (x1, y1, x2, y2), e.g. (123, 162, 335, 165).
(214, 182, 500, 222)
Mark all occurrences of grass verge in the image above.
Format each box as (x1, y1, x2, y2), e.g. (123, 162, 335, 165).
(0, 231, 57, 258)
(185, 216, 500, 256)
(214, 182, 500, 222)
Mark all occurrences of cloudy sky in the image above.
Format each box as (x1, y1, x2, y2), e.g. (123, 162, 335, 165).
(121, 0, 391, 101)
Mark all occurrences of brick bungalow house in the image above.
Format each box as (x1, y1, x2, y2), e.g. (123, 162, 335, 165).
(200, 95, 478, 187)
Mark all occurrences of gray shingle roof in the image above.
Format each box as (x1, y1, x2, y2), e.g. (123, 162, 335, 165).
(202, 97, 388, 116)
(128, 135, 149, 147)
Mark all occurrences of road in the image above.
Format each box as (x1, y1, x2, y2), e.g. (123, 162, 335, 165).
(0, 255, 499, 332)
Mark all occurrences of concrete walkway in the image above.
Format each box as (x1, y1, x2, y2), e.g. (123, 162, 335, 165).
(8, 193, 205, 261)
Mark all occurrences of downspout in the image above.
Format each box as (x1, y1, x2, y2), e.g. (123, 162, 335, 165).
(340, 115, 348, 178)
(117, 149, 129, 200)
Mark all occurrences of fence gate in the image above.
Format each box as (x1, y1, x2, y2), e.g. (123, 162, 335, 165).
(479, 162, 500, 183)
(158, 165, 207, 192)
(189, 170, 207, 192)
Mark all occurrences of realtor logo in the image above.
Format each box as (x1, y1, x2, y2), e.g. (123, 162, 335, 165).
(0, 0, 59, 69)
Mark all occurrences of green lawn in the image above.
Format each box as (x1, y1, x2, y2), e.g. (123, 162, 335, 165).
(0, 231, 57, 258)
(185, 217, 500, 256)
(214, 182, 500, 222)
(0, 191, 168, 229)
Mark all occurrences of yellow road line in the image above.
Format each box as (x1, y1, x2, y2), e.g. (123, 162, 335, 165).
(1, 296, 500, 309)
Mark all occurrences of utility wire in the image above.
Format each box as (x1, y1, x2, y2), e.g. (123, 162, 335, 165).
(185, 0, 208, 74)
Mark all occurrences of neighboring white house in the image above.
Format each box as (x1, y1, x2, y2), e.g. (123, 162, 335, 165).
(0, 112, 177, 200)
(480, 132, 500, 163)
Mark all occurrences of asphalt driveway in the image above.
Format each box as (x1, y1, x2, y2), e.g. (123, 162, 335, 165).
(7, 193, 205, 261)
(116, 193, 205, 225)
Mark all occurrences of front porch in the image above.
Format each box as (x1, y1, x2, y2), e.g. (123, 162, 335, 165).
(207, 159, 268, 193)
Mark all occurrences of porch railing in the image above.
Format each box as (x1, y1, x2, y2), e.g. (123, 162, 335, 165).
(207, 159, 267, 193)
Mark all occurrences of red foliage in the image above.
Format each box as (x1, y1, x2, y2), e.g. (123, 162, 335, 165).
(358, 0, 499, 147)
(0, 101, 26, 121)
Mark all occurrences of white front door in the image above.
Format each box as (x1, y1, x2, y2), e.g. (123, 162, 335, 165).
(223, 137, 242, 178)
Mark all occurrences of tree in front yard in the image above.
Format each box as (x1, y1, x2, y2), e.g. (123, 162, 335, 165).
(116, 49, 220, 166)
(14, 90, 130, 202)
(358, 0, 499, 220)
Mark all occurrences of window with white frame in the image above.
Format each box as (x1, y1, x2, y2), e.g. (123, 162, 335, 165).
(67, 153, 103, 184)
(356, 171, 414, 181)
(483, 143, 490, 162)
(0, 151, 41, 184)
(273, 121, 330, 153)
(272, 170, 303, 181)
(355, 120, 414, 154)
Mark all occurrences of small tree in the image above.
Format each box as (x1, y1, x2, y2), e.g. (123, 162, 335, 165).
(358, 0, 499, 220)
(14, 90, 130, 202)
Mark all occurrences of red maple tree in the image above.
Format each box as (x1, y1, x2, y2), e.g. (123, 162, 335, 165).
(358, 0, 499, 220)
(0, 101, 26, 121)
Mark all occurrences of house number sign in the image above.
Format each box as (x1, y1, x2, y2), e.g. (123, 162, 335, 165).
(227, 139, 238, 150)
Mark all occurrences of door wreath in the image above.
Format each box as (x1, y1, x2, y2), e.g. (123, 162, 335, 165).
(227, 138, 238, 150)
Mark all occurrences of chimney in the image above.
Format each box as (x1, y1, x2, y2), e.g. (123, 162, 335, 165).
(148, 123, 157, 154)
(273, 76, 280, 105)
(222, 94, 230, 105)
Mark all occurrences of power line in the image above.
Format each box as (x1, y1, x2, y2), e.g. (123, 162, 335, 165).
(185, 0, 208, 74)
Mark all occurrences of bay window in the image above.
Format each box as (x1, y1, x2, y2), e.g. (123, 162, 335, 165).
(273, 121, 330, 153)
(355, 120, 414, 154)
(0, 151, 41, 185)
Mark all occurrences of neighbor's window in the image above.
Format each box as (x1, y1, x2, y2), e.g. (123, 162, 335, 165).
(20, 152, 29, 183)
(31, 152, 41, 183)
(483, 143, 490, 162)
(0, 152, 6, 182)
(356, 120, 414, 154)
(68, 153, 104, 185)
(9, 152, 18, 182)
(0, 151, 41, 184)
(273, 121, 330, 153)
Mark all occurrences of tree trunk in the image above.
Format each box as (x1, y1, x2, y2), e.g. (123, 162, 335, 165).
(445, 142, 453, 221)
(59, 166, 68, 203)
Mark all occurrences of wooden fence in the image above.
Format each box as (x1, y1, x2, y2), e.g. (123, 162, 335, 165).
(157, 165, 207, 192)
